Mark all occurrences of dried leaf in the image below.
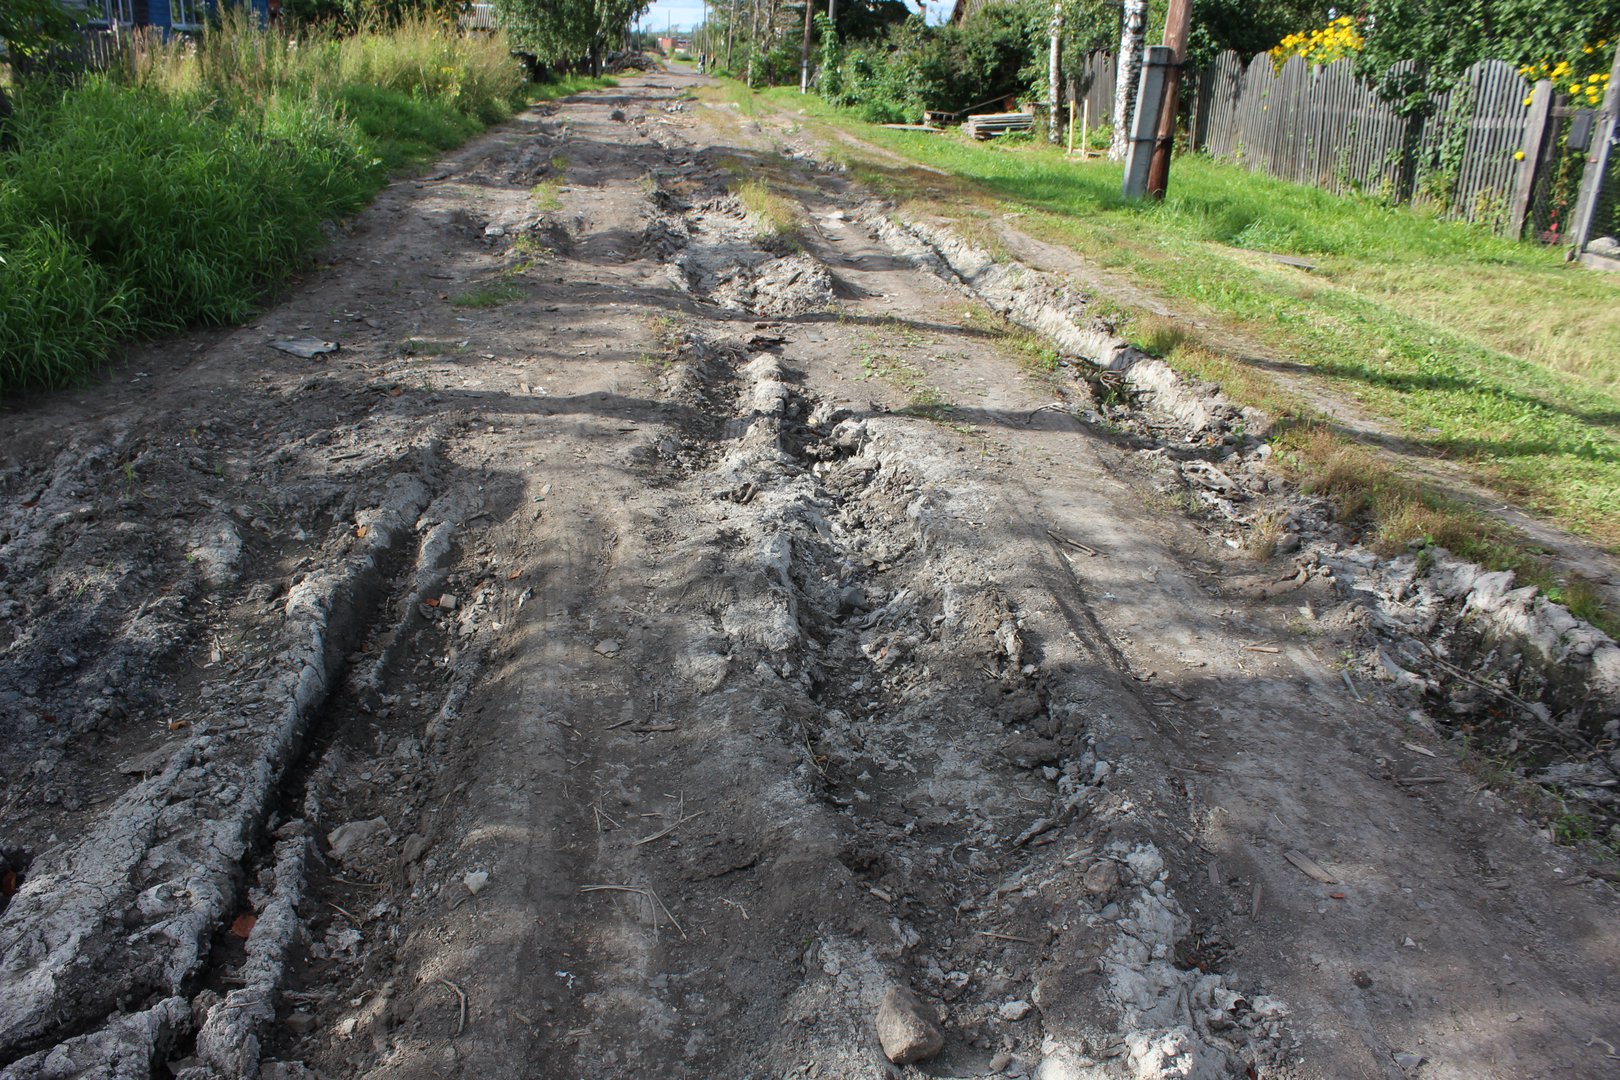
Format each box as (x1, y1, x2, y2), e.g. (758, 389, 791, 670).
(1283, 850, 1338, 884)
(1, 870, 18, 897)
(355, 524, 369, 539)
(229, 912, 257, 938)
(423, 597, 441, 608)
(507, 569, 522, 581)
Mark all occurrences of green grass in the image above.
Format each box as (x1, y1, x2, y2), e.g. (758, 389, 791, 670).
(529, 74, 619, 102)
(451, 278, 524, 308)
(732, 177, 801, 247)
(0, 14, 526, 395)
(744, 83, 1620, 554)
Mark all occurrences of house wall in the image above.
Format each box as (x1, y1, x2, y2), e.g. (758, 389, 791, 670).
(68, 0, 273, 32)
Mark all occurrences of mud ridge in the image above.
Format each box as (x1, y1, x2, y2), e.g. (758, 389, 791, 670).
(633, 322, 1293, 1076)
(0, 438, 490, 1076)
(860, 204, 1620, 809)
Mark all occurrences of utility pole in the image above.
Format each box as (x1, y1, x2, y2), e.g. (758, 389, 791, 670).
(1144, 0, 1191, 198)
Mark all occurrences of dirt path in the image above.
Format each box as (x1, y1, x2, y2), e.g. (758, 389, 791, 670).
(1, 69, 1617, 1080)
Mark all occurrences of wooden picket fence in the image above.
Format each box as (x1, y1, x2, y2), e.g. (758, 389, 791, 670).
(1070, 50, 1117, 128)
(1188, 51, 1541, 230)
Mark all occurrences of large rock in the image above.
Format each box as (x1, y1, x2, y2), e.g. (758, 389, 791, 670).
(875, 985, 944, 1065)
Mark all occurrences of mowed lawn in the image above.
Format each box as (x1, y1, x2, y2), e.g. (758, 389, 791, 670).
(756, 86, 1620, 553)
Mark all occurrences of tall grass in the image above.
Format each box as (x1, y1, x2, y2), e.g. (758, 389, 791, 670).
(0, 14, 526, 394)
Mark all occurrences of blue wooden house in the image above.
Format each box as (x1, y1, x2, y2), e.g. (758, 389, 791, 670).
(65, 0, 274, 34)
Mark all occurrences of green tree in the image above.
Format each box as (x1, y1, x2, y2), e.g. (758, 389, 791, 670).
(1186, 0, 1327, 68)
(494, 0, 648, 71)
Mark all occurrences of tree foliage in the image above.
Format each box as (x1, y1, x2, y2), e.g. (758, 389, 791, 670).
(493, 0, 648, 66)
(1, 0, 80, 60)
(1356, 0, 1619, 110)
(819, 7, 1038, 122)
(1184, 0, 1323, 69)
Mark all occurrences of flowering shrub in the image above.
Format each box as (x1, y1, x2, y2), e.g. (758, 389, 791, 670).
(1518, 40, 1612, 107)
(1269, 16, 1365, 73)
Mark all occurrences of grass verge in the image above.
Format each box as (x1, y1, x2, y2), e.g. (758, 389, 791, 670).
(0, 14, 527, 395)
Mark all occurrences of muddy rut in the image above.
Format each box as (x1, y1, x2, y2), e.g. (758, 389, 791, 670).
(1, 70, 1617, 1080)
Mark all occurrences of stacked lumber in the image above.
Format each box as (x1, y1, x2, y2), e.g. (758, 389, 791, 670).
(964, 112, 1035, 139)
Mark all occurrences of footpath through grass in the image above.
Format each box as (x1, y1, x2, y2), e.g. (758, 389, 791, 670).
(0, 15, 614, 396)
(747, 85, 1620, 603)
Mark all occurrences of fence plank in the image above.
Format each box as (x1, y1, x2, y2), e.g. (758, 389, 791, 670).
(1169, 49, 1535, 233)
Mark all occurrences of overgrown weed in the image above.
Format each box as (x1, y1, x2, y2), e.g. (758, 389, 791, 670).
(0, 12, 527, 394)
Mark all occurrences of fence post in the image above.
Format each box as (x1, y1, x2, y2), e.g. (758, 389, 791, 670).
(1507, 80, 1554, 239)
(1123, 46, 1174, 197)
(1568, 48, 1620, 255)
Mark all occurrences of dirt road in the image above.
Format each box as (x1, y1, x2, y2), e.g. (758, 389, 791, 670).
(1, 69, 1617, 1080)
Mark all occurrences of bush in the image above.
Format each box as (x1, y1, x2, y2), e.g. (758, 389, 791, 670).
(0, 16, 527, 394)
(820, 8, 1040, 123)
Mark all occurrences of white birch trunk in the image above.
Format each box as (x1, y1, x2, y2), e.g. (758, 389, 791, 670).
(1109, 0, 1146, 161)
(1048, 0, 1062, 143)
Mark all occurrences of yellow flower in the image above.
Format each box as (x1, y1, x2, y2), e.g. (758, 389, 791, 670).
(1522, 95, 1533, 106)
(1514, 150, 1525, 160)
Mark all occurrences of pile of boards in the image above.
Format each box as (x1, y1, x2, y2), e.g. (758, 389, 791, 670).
(964, 112, 1035, 139)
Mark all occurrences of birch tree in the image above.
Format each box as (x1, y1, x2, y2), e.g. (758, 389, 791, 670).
(1047, 0, 1062, 141)
(1109, 0, 1146, 160)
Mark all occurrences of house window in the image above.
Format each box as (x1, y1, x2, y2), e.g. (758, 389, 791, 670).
(170, 0, 207, 28)
(89, 0, 136, 27)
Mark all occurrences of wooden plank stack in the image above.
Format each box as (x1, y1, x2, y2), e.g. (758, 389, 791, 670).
(964, 112, 1035, 139)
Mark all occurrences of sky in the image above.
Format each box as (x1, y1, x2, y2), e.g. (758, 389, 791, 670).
(637, 0, 952, 35)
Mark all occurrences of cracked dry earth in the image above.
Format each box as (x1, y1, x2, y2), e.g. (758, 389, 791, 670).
(1, 68, 1618, 1080)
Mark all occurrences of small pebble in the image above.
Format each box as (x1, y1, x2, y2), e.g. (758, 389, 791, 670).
(998, 1000, 1032, 1022)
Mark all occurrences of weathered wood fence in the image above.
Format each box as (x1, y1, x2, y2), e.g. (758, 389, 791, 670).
(1181, 49, 1613, 242)
(1070, 50, 1117, 127)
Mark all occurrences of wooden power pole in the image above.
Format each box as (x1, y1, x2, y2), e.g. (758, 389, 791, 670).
(1145, 0, 1191, 199)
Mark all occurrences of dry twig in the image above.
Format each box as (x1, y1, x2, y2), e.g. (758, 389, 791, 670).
(634, 795, 703, 847)
(438, 978, 467, 1037)
(579, 884, 686, 938)
(1046, 529, 1100, 557)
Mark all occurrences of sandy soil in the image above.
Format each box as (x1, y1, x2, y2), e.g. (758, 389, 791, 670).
(1, 69, 1617, 1080)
